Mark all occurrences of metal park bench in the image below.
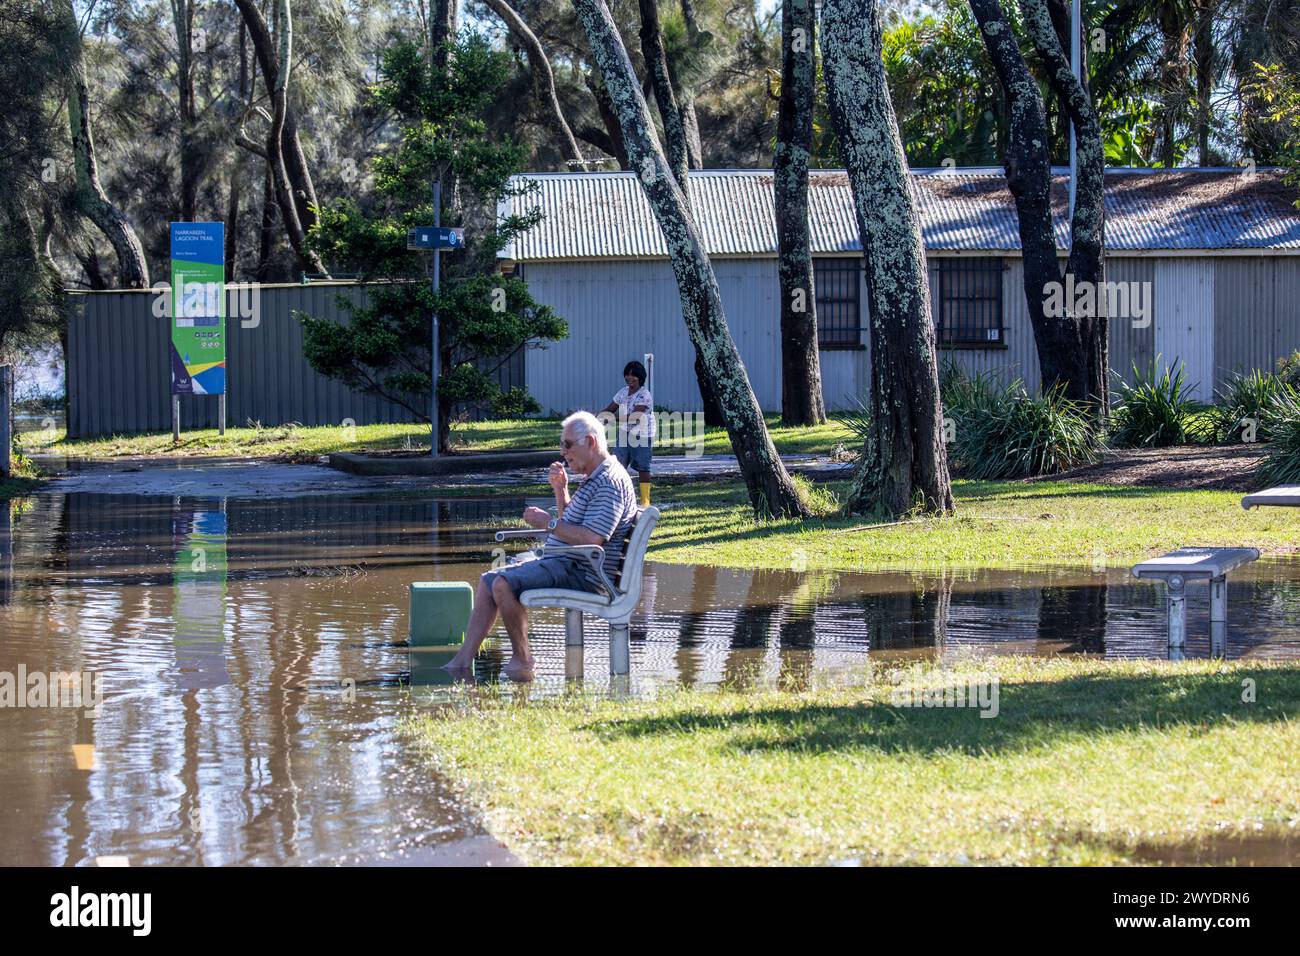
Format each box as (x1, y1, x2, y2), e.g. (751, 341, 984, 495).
(495, 507, 660, 675)
(1241, 486, 1300, 510)
(1131, 547, 1259, 655)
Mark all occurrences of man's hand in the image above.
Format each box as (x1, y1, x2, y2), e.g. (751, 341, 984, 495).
(522, 506, 552, 530)
(548, 461, 568, 493)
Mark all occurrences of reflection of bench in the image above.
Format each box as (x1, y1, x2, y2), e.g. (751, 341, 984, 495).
(1131, 547, 1259, 652)
(495, 507, 660, 675)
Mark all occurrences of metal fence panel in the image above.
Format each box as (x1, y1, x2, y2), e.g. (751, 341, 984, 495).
(67, 284, 434, 438)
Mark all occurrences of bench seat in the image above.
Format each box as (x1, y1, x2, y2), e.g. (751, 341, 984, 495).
(1131, 546, 1260, 655)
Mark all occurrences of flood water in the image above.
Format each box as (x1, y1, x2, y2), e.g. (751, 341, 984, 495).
(3, 489, 1299, 866)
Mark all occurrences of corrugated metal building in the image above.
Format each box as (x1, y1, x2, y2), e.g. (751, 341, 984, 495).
(501, 167, 1300, 411)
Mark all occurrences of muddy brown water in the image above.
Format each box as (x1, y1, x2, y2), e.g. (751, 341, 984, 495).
(2, 490, 1299, 866)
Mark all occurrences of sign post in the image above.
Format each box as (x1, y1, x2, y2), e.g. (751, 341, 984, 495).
(169, 222, 227, 441)
(407, 191, 465, 458)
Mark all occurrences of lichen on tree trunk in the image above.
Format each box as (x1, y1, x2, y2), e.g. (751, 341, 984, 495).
(775, 0, 826, 426)
(574, 0, 810, 519)
(821, 0, 953, 519)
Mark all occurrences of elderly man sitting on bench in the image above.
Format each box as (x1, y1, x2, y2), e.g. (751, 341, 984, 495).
(444, 410, 640, 680)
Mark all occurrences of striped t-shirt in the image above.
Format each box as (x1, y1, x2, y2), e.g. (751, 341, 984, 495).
(544, 456, 639, 588)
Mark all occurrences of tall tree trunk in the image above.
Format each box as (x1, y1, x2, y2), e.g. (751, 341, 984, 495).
(232, 0, 318, 232)
(574, 0, 810, 519)
(776, 0, 826, 426)
(1193, 0, 1216, 165)
(1020, 0, 1108, 414)
(821, 0, 953, 519)
(256, 162, 277, 281)
(638, 0, 689, 191)
(583, 73, 631, 167)
(480, 0, 584, 164)
(673, 0, 704, 167)
(265, 0, 324, 276)
(1156, 5, 1187, 167)
(969, 0, 1089, 402)
(430, 0, 458, 73)
(171, 0, 199, 221)
(61, 1, 149, 288)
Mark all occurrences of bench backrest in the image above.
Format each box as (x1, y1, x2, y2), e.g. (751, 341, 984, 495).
(611, 506, 659, 604)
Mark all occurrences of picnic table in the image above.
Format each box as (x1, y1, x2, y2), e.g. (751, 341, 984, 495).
(1241, 485, 1300, 509)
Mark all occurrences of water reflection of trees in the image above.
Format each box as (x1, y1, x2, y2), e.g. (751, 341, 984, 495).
(1038, 585, 1107, 654)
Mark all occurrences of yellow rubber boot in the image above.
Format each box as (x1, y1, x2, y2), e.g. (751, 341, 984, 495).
(639, 482, 651, 507)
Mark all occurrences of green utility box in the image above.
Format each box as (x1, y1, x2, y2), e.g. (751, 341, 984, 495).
(409, 581, 474, 647)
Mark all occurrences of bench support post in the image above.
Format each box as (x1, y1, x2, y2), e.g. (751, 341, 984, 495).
(1167, 575, 1186, 649)
(564, 609, 584, 647)
(1209, 575, 1227, 623)
(609, 621, 630, 675)
(564, 645, 584, 682)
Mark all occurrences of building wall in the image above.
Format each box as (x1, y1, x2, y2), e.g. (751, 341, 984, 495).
(1214, 257, 1300, 392)
(523, 254, 1300, 414)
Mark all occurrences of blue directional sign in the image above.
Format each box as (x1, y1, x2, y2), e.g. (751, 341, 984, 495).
(407, 226, 465, 251)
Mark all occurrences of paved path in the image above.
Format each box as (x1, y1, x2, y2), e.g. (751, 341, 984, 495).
(34, 453, 853, 498)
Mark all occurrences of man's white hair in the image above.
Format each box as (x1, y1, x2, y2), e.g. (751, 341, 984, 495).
(562, 410, 608, 452)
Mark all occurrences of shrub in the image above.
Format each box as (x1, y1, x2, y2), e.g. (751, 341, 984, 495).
(1109, 359, 1201, 447)
(950, 380, 1103, 479)
(840, 394, 872, 449)
(1257, 390, 1300, 486)
(489, 386, 542, 420)
(1206, 368, 1298, 443)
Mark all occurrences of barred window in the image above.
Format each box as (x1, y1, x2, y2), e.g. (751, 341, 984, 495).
(929, 257, 1005, 347)
(814, 258, 863, 349)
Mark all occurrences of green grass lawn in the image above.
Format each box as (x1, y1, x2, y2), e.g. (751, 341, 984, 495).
(404, 656, 1300, 866)
(34, 412, 1256, 463)
(640, 478, 1300, 572)
(23, 415, 856, 461)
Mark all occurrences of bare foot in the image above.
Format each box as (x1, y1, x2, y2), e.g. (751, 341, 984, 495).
(502, 656, 536, 682)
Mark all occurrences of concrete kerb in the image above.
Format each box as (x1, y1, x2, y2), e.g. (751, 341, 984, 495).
(328, 449, 561, 476)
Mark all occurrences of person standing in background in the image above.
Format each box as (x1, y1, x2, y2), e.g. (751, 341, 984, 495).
(602, 360, 654, 506)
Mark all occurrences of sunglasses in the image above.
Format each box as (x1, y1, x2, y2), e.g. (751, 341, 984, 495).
(560, 437, 589, 450)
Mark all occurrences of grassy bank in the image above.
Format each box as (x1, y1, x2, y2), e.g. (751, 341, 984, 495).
(25, 415, 856, 461)
(641, 478, 1300, 572)
(405, 657, 1300, 866)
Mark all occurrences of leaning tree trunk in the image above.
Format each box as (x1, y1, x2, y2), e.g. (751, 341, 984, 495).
(638, 0, 689, 191)
(775, 0, 826, 426)
(1020, 0, 1108, 414)
(637, 0, 723, 423)
(481, 0, 585, 164)
(266, 0, 324, 276)
(233, 0, 318, 232)
(62, 1, 149, 289)
(969, 0, 1089, 402)
(574, 0, 810, 519)
(821, 0, 953, 518)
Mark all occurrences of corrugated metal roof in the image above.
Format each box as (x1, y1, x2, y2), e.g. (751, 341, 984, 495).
(502, 167, 1300, 260)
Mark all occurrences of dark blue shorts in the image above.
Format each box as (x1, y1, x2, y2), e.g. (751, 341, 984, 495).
(616, 441, 653, 474)
(481, 552, 600, 596)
